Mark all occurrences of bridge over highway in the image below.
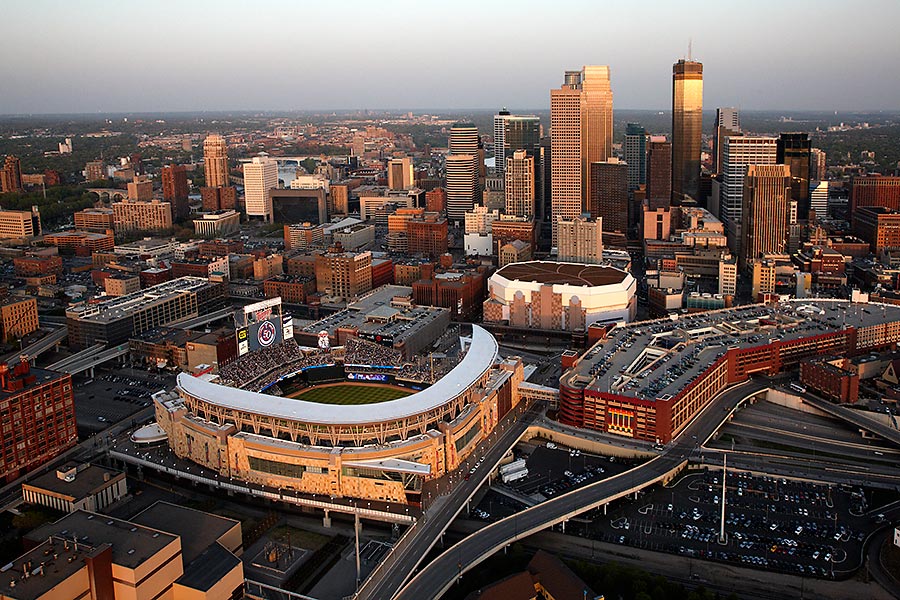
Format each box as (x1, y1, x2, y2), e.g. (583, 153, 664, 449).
(46, 343, 105, 371)
(801, 392, 900, 447)
(50, 344, 129, 375)
(173, 307, 235, 330)
(354, 400, 546, 600)
(4, 327, 68, 365)
(357, 379, 771, 600)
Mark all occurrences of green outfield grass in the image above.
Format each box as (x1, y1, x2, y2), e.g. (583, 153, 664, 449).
(292, 383, 411, 405)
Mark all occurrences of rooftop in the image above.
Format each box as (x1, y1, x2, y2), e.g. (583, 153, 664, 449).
(562, 299, 900, 403)
(130, 501, 238, 565)
(66, 276, 215, 324)
(26, 510, 178, 570)
(495, 261, 629, 287)
(24, 463, 122, 501)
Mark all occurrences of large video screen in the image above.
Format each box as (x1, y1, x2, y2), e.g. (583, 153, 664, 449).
(248, 316, 284, 351)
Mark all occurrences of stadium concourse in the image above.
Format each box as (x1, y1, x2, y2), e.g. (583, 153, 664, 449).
(153, 324, 529, 505)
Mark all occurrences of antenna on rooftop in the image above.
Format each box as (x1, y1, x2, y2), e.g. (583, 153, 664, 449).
(688, 39, 693, 61)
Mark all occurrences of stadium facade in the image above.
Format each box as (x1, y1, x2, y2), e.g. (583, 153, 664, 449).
(155, 324, 525, 505)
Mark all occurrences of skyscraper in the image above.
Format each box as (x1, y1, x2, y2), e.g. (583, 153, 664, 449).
(714, 108, 741, 174)
(550, 81, 582, 246)
(777, 132, 811, 218)
(445, 154, 478, 222)
(493, 111, 541, 180)
(589, 159, 628, 234)
(624, 124, 647, 191)
(720, 136, 778, 254)
(203, 135, 229, 188)
(243, 156, 278, 222)
(0, 155, 23, 194)
(810, 148, 827, 181)
(549, 65, 613, 245)
(161, 164, 189, 219)
(450, 123, 479, 156)
(646, 138, 672, 210)
(505, 150, 535, 218)
(387, 157, 413, 190)
(672, 59, 703, 205)
(580, 66, 614, 202)
(740, 164, 792, 269)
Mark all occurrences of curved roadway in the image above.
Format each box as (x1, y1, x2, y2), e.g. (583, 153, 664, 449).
(391, 378, 770, 600)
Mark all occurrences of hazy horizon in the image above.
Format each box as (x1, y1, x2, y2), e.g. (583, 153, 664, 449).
(3, 0, 900, 115)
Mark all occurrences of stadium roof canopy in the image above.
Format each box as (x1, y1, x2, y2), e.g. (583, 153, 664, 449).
(176, 325, 498, 425)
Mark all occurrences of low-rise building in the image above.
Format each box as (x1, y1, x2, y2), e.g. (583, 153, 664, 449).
(104, 274, 141, 297)
(193, 209, 240, 237)
(44, 231, 115, 253)
(0, 208, 40, 240)
(74, 207, 115, 232)
(263, 274, 316, 304)
(800, 356, 859, 403)
(0, 296, 39, 341)
(22, 463, 127, 514)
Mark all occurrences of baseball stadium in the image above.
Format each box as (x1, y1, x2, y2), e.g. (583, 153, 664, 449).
(155, 288, 526, 505)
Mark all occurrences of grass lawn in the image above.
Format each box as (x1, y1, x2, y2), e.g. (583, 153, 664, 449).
(269, 525, 331, 551)
(293, 383, 411, 405)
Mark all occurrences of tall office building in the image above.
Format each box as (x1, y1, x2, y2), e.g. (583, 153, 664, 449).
(713, 108, 741, 174)
(740, 164, 792, 269)
(672, 59, 703, 205)
(550, 82, 582, 246)
(589, 159, 628, 233)
(810, 148, 827, 181)
(445, 154, 478, 222)
(549, 65, 613, 245)
(387, 157, 413, 190)
(580, 66, 614, 201)
(624, 124, 647, 191)
(720, 136, 778, 253)
(1, 155, 23, 194)
(810, 180, 829, 220)
(161, 164, 189, 219)
(203, 134, 229, 188)
(450, 123, 479, 156)
(494, 110, 541, 180)
(777, 132, 811, 218)
(647, 138, 672, 210)
(505, 150, 535, 218)
(243, 156, 279, 222)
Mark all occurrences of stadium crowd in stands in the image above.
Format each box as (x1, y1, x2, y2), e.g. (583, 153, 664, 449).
(219, 340, 334, 389)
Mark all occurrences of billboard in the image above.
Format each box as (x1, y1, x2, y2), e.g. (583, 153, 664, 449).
(282, 313, 294, 340)
(348, 372, 389, 382)
(237, 327, 250, 356)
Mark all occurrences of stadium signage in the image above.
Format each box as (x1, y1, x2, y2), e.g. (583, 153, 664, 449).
(258, 320, 278, 347)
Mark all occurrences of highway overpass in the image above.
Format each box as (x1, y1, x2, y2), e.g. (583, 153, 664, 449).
(4, 327, 68, 365)
(46, 343, 105, 371)
(173, 307, 235, 330)
(50, 344, 129, 375)
(354, 400, 545, 600)
(801, 392, 900, 447)
(371, 379, 770, 600)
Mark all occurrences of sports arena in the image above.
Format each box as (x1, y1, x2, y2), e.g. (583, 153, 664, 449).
(156, 290, 526, 505)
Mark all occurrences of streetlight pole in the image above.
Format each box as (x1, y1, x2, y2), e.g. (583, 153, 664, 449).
(719, 453, 727, 544)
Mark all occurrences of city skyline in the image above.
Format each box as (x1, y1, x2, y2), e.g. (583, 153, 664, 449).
(2, 1, 900, 115)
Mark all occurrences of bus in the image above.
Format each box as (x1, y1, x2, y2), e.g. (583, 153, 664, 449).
(789, 382, 806, 393)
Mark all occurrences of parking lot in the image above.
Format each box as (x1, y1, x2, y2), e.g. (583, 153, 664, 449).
(73, 368, 176, 435)
(471, 439, 642, 520)
(578, 469, 888, 579)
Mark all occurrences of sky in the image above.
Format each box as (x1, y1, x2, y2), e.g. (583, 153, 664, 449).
(2, 0, 900, 114)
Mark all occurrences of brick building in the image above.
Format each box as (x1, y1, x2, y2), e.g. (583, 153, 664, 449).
(0, 297, 39, 341)
(263, 275, 316, 304)
(800, 356, 859, 403)
(0, 360, 76, 483)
